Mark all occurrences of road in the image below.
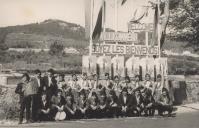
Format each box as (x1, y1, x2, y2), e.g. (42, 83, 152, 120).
(1, 111, 199, 128)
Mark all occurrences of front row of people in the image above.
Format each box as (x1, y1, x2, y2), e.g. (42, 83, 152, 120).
(15, 71, 174, 124)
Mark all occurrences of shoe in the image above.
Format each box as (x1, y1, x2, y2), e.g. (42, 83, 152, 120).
(18, 121, 22, 124)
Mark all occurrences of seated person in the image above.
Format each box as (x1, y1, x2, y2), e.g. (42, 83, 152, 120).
(76, 89, 89, 119)
(140, 88, 155, 116)
(106, 90, 120, 118)
(87, 91, 100, 118)
(98, 89, 108, 118)
(51, 89, 66, 121)
(37, 93, 51, 121)
(118, 88, 138, 117)
(64, 92, 77, 120)
(156, 88, 173, 116)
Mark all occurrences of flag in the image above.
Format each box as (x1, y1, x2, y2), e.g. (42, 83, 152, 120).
(85, 0, 105, 40)
(92, 0, 106, 40)
(152, 4, 159, 46)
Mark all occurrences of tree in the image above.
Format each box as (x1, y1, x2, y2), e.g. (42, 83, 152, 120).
(49, 41, 64, 56)
(169, 0, 199, 50)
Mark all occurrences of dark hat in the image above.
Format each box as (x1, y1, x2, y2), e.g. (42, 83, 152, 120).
(79, 89, 86, 95)
(122, 87, 128, 92)
(109, 90, 116, 96)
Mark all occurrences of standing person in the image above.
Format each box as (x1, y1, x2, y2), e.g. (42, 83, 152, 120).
(100, 73, 113, 90)
(133, 75, 144, 92)
(79, 73, 91, 93)
(57, 74, 67, 90)
(112, 75, 121, 95)
(37, 93, 51, 121)
(143, 74, 154, 91)
(43, 69, 58, 100)
(156, 88, 173, 116)
(153, 74, 164, 102)
(30, 69, 44, 122)
(68, 73, 81, 102)
(15, 73, 32, 124)
(118, 88, 138, 117)
(89, 74, 99, 90)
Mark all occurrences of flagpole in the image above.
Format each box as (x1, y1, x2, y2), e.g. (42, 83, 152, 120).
(157, 0, 161, 58)
(89, 0, 94, 56)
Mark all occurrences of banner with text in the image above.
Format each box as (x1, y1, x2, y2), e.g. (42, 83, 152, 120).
(92, 44, 159, 56)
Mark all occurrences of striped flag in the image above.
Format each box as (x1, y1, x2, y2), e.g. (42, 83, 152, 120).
(85, 0, 106, 41)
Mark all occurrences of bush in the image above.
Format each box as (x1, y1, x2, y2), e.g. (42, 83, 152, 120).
(0, 86, 19, 120)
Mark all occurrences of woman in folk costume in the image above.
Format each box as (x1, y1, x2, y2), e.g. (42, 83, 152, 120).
(153, 74, 164, 102)
(79, 73, 91, 95)
(64, 91, 77, 120)
(89, 74, 99, 90)
(68, 74, 81, 102)
(99, 73, 114, 90)
(143, 73, 154, 92)
(68, 74, 81, 90)
(112, 75, 122, 96)
(57, 74, 67, 90)
(133, 75, 144, 92)
(50, 89, 66, 121)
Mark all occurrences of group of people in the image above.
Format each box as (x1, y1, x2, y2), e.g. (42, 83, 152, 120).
(15, 69, 174, 124)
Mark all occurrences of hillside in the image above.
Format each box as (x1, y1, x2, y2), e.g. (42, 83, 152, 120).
(0, 19, 88, 49)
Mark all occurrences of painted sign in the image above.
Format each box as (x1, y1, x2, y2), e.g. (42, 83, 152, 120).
(82, 56, 97, 76)
(92, 44, 159, 55)
(100, 32, 137, 42)
(111, 56, 125, 77)
(128, 23, 154, 32)
(97, 56, 112, 79)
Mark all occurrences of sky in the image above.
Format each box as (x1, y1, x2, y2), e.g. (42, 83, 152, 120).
(0, 0, 155, 31)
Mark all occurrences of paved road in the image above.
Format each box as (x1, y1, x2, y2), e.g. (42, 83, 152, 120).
(1, 112, 199, 128)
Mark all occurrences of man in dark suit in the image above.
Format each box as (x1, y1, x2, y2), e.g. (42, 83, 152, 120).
(43, 69, 58, 100)
(118, 87, 138, 117)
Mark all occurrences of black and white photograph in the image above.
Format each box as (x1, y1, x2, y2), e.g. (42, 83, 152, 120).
(0, 0, 199, 127)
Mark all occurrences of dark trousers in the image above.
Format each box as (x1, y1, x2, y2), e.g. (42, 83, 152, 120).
(38, 111, 51, 121)
(31, 94, 40, 121)
(107, 107, 120, 118)
(98, 107, 108, 118)
(86, 108, 99, 118)
(120, 107, 139, 117)
(19, 95, 31, 123)
(157, 104, 173, 115)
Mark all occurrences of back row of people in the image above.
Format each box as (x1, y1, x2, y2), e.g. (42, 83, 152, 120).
(15, 69, 173, 124)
